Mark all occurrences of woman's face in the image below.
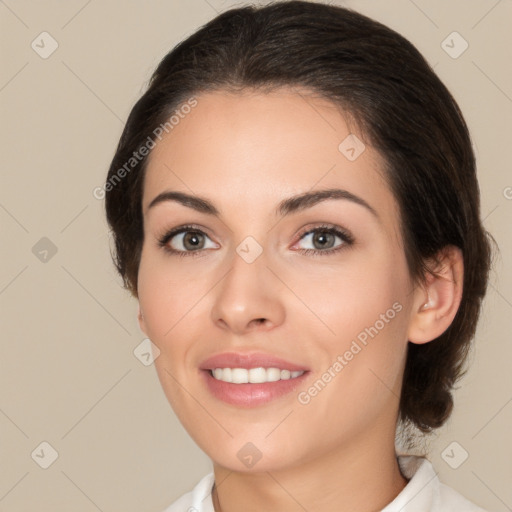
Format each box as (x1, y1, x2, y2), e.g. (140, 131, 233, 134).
(137, 88, 419, 472)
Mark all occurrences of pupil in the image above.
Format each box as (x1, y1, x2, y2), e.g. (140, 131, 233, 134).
(314, 231, 333, 249)
(184, 232, 203, 250)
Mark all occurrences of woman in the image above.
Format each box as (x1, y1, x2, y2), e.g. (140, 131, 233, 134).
(104, 1, 494, 510)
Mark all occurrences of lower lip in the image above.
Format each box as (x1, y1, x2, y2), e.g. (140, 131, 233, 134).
(202, 370, 309, 407)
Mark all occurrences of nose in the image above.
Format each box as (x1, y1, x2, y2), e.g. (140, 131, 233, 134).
(210, 247, 286, 335)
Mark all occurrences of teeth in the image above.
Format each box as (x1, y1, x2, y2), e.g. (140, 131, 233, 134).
(232, 368, 248, 383)
(210, 367, 305, 384)
(248, 367, 266, 383)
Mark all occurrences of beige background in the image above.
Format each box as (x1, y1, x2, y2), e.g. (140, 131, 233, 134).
(1, 0, 511, 510)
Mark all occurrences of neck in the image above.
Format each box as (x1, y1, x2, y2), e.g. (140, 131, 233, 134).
(212, 429, 408, 512)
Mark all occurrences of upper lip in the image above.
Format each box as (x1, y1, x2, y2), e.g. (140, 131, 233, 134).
(200, 352, 309, 372)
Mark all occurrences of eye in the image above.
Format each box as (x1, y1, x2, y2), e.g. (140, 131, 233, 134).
(157, 225, 218, 257)
(157, 223, 354, 258)
(294, 224, 354, 256)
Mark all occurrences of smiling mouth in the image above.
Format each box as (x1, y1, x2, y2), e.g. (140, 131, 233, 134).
(210, 367, 305, 383)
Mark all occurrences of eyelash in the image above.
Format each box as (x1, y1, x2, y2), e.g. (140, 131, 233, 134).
(157, 224, 214, 259)
(157, 223, 355, 258)
(295, 224, 354, 257)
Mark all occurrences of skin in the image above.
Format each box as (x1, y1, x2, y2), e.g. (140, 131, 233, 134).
(137, 87, 463, 512)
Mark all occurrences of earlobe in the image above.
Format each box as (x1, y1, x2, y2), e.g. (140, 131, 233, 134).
(137, 304, 147, 335)
(408, 246, 464, 344)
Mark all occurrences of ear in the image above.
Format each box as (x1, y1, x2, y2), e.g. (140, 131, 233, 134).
(408, 245, 464, 344)
(137, 304, 147, 335)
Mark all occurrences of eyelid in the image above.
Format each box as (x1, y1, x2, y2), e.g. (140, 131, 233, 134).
(157, 223, 213, 241)
(294, 222, 354, 241)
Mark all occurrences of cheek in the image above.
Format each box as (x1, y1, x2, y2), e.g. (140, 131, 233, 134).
(291, 246, 410, 342)
(137, 255, 207, 420)
(137, 252, 210, 341)
(293, 248, 411, 402)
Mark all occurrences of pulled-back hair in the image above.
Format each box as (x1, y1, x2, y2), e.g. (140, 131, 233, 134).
(105, 0, 494, 433)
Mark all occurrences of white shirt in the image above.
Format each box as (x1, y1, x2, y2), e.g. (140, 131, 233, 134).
(162, 455, 488, 511)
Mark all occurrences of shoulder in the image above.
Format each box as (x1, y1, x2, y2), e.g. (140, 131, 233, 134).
(159, 472, 215, 512)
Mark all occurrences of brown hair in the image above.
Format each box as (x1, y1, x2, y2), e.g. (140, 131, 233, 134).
(104, 1, 494, 433)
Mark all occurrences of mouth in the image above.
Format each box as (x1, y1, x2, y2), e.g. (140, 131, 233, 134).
(199, 352, 310, 407)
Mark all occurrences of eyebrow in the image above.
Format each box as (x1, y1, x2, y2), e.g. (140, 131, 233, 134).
(146, 188, 379, 220)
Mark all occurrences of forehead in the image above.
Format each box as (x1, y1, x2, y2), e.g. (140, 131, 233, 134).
(142, 88, 399, 229)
